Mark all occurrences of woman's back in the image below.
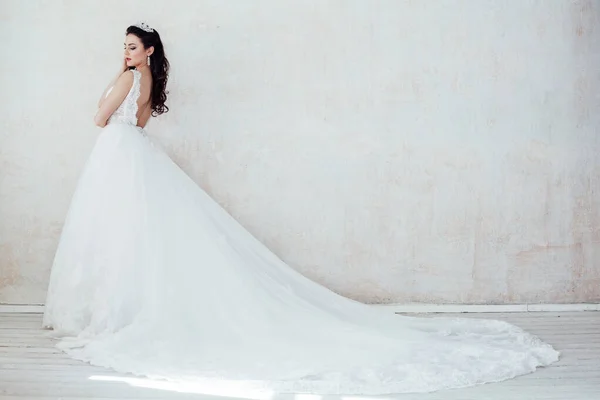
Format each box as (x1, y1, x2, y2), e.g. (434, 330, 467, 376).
(105, 69, 150, 128)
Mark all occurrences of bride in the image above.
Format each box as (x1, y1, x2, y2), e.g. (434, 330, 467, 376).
(42, 23, 559, 395)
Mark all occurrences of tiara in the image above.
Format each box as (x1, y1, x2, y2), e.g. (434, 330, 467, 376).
(134, 22, 154, 33)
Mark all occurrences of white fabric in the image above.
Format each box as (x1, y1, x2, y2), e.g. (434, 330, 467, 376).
(43, 71, 559, 395)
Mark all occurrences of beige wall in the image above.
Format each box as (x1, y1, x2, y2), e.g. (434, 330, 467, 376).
(1, 0, 599, 305)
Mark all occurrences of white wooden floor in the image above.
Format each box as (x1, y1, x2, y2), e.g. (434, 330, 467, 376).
(0, 311, 598, 400)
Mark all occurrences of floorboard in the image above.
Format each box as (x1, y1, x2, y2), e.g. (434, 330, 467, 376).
(1, 311, 598, 399)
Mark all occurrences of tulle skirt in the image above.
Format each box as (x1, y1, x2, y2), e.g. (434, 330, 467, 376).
(43, 123, 559, 394)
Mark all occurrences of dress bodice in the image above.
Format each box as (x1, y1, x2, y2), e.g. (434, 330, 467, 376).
(106, 69, 142, 127)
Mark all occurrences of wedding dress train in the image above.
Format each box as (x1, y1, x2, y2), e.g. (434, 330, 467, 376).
(43, 69, 559, 395)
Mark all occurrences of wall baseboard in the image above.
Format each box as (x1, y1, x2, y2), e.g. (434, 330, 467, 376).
(1, 303, 599, 314)
(374, 303, 600, 313)
(0, 304, 44, 313)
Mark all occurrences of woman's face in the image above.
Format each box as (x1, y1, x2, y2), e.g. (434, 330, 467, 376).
(124, 34, 152, 68)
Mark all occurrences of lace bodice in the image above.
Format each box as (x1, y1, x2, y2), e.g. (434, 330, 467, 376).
(106, 69, 141, 127)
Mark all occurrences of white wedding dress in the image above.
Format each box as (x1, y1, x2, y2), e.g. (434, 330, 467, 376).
(43, 69, 559, 395)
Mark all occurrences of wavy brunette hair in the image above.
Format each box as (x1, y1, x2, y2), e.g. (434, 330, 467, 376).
(126, 25, 170, 116)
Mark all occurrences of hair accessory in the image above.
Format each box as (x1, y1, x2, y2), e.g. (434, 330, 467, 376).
(134, 22, 154, 33)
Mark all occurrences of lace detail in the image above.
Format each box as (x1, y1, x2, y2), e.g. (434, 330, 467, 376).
(107, 70, 141, 127)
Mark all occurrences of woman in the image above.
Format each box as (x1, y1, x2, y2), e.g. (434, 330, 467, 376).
(43, 23, 559, 395)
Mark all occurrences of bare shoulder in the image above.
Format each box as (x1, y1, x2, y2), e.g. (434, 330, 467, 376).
(138, 70, 152, 85)
(138, 70, 153, 97)
(116, 70, 135, 85)
(106, 71, 134, 94)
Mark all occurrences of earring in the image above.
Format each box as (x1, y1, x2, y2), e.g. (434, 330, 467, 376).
(147, 55, 151, 66)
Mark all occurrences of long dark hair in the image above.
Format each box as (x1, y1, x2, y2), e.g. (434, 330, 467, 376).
(126, 25, 170, 116)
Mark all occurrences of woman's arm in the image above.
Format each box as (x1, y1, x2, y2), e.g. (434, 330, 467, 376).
(94, 70, 134, 128)
(98, 61, 128, 108)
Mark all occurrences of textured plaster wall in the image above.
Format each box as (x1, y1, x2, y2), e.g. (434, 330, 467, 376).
(1, 0, 599, 305)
